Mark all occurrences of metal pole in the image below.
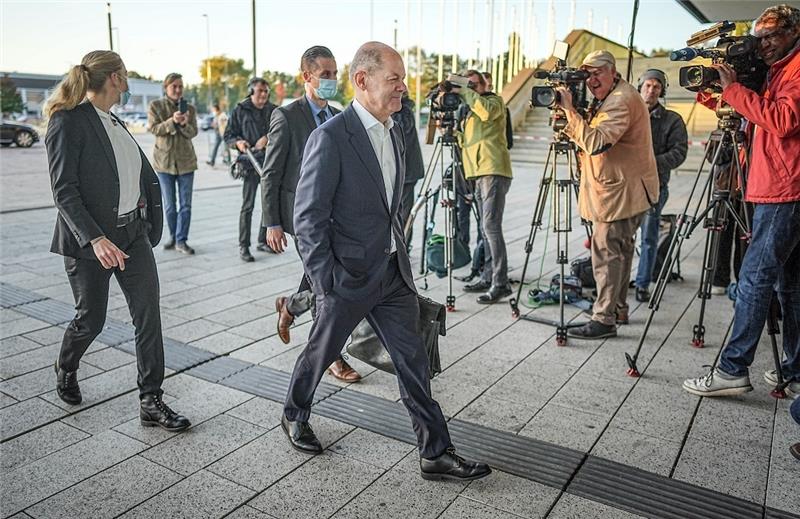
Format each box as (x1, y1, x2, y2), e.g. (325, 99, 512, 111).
(487, 0, 495, 74)
(203, 14, 212, 111)
(404, 0, 410, 66)
(451, 0, 458, 74)
(394, 19, 398, 49)
(469, 0, 476, 69)
(438, 0, 444, 82)
(415, 0, 422, 131)
(498, 0, 506, 91)
(251, 0, 257, 77)
(106, 3, 113, 51)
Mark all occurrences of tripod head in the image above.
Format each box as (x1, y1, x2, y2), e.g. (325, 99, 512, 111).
(715, 102, 743, 131)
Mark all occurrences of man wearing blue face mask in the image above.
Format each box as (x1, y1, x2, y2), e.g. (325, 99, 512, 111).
(262, 45, 360, 382)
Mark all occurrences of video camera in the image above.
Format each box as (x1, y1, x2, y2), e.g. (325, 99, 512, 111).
(426, 75, 472, 129)
(530, 41, 589, 131)
(670, 21, 768, 92)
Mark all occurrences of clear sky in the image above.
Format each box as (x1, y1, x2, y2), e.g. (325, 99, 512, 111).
(2, 0, 708, 84)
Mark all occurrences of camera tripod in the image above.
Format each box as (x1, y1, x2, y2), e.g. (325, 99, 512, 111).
(509, 121, 592, 346)
(626, 107, 751, 376)
(405, 123, 475, 312)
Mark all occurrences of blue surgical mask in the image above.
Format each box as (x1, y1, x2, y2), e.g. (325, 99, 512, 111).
(314, 78, 338, 100)
(120, 89, 132, 106)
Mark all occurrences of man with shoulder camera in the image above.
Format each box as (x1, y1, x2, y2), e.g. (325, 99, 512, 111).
(633, 69, 688, 303)
(554, 51, 660, 339)
(457, 70, 513, 304)
(224, 77, 276, 262)
(684, 4, 800, 398)
(148, 72, 198, 255)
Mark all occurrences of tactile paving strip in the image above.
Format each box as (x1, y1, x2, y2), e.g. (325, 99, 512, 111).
(12, 299, 74, 325)
(0, 282, 46, 308)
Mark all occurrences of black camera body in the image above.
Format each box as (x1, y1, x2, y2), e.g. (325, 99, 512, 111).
(426, 80, 464, 129)
(671, 22, 768, 93)
(530, 62, 589, 131)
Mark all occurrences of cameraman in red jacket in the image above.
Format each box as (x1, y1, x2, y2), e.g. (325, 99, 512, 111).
(684, 5, 800, 399)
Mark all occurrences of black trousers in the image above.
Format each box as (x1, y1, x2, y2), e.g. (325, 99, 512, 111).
(240, 171, 267, 248)
(284, 255, 452, 458)
(59, 219, 165, 397)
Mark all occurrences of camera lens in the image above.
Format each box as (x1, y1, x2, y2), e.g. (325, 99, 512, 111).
(531, 86, 558, 108)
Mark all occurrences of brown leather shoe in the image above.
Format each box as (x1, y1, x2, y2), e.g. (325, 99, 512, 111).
(616, 309, 629, 325)
(327, 358, 361, 382)
(275, 296, 294, 344)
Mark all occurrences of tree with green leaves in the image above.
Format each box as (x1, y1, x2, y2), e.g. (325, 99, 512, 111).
(1, 75, 24, 115)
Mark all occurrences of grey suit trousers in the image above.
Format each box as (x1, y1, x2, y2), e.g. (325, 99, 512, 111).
(284, 255, 452, 458)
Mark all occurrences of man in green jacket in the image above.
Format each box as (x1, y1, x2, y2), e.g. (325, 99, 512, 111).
(457, 70, 513, 304)
(147, 72, 198, 254)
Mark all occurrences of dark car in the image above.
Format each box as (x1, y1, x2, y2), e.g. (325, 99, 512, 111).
(1, 120, 39, 148)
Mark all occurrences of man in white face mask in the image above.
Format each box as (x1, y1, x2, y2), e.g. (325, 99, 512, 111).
(262, 45, 361, 382)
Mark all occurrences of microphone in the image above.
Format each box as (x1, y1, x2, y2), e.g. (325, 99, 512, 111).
(669, 47, 699, 61)
(534, 70, 550, 79)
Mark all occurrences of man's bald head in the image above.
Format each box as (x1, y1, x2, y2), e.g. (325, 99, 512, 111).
(350, 41, 407, 122)
(349, 41, 399, 83)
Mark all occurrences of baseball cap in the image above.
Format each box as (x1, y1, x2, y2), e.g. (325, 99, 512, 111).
(581, 50, 616, 69)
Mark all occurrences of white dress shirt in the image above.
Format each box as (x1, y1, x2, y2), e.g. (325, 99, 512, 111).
(94, 106, 142, 215)
(352, 99, 397, 253)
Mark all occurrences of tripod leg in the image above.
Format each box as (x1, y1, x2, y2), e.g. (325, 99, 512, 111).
(692, 209, 725, 348)
(767, 295, 789, 399)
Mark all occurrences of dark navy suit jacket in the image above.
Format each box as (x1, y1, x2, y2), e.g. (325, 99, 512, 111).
(293, 104, 416, 301)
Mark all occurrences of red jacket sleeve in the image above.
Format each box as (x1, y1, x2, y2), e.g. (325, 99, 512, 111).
(722, 81, 800, 138)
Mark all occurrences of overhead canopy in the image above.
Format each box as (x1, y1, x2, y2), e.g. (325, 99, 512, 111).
(677, 0, 800, 23)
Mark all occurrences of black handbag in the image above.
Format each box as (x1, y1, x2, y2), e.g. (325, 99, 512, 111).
(346, 294, 446, 379)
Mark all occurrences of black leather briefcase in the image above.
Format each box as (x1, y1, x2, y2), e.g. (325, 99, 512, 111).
(346, 294, 446, 379)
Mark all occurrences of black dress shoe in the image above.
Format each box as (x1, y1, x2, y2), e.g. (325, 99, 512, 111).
(477, 285, 513, 304)
(463, 280, 491, 293)
(163, 238, 176, 250)
(140, 394, 191, 432)
(240, 247, 255, 262)
(567, 320, 617, 340)
(256, 243, 275, 253)
(281, 415, 323, 454)
(420, 448, 492, 481)
(635, 287, 650, 303)
(54, 361, 82, 405)
(176, 242, 195, 255)
(455, 270, 480, 282)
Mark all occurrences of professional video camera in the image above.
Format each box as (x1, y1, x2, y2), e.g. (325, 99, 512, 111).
(670, 21, 768, 92)
(426, 75, 471, 129)
(530, 41, 589, 131)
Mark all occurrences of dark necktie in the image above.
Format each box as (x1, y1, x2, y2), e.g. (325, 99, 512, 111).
(318, 110, 328, 126)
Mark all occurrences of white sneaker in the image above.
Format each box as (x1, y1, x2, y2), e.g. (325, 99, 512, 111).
(683, 367, 753, 396)
(710, 285, 727, 296)
(763, 370, 800, 395)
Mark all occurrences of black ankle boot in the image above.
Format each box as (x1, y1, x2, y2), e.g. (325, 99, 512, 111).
(55, 361, 82, 405)
(140, 393, 191, 432)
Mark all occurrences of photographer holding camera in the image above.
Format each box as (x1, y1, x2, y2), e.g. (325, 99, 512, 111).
(455, 70, 513, 304)
(684, 4, 800, 399)
(554, 51, 660, 339)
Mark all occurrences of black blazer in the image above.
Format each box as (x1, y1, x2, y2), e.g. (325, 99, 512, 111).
(261, 96, 340, 235)
(46, 101, 163, 259)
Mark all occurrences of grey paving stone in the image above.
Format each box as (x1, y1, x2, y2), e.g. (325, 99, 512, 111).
(141, 413, 265, 476)
(608, 378, 699, 442)
(164, 318, 227, 343)
(0, 390, 17, 408)
(549, 370, 634, 418)
(0, 397, 65, 440)
(482, 360, 576, 408)
(60, 391, 142, 434)
(40, 363, 138, 410)
(0, 343, 59, 379)
(0, 363, 102, 401)
(0, 335, 46, 359)
(1, 430, 147, 517)
(1, 420, 88, 472)
(22, 325, 67, 346)
(461, 469, 561, 518)
(205, 300, 275, 328)
(328, 427, 416, 469)
(519, 403, 608, 452)
(169, 293, 253, 320)
(330, 453, 467, 519)
(82, 346, 136, 371)
(223, 506, 278, 519)
(26, 455, 183, 519)
(227, 336, 289, 365)
(258, 344, 308, 373)
(548, 493, 646, 518)
(589, 426, 681, 477)
(224, 396, 284, 429)
(439, 496, 524, 519)
(430, 355, 517, 416)
(189, 331, 253, 355)
(226, 315, 278, 341)
(0, 315, 51, 339)
(249, 452, 383, 518)
(689, 394, 775, 454)
(347, 366, 404, 402)
(119, 469, 255, 519)
(673, 436, 769, 504)
(0, 308, 26, 323)
(453, 394, 540, 434)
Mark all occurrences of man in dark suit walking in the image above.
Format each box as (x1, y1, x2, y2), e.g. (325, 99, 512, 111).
(262, 46, 360, 383)
(281, 41, 491, 482)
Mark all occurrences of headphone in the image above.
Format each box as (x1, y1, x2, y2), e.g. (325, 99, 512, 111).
(247, 77, 268, 96)
(637, 69, 669, 97)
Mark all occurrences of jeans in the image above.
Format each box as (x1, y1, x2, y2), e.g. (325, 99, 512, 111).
(718, 202, 800, 381)
(157, 172, 194, 244)
(208, 132, 230, 165)
(475, 175, 511, 288)
(791, 396, 800, 426)
(635, 184, 669, 288)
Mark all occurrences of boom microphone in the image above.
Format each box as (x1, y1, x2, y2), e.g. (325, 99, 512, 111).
(670, 47, 699, 61)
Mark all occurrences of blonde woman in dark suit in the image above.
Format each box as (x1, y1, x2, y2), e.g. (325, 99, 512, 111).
(44, 50, 190, 431)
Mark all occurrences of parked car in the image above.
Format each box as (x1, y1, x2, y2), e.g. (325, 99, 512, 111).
(198, 114, 214, 131)
(0, 120, 39, 148)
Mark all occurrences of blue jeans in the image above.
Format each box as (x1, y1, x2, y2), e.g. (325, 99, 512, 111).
(208, 132, 230, 165)
(791, 396, 800, 426)
(718, 202, 800, 381)
(157, 172, 194, 244)
(635, 184, 669, 288)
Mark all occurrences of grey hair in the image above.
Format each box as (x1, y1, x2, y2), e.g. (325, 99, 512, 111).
(756, 4, 800, 30)
(349, 42, 390, 83)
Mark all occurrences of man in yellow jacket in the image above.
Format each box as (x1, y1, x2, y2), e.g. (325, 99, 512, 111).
(555, 51, 659, 339)
(458, 70, 514, 304)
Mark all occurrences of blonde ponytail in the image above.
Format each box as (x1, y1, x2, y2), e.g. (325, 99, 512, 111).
(44, 50, 124, 118)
